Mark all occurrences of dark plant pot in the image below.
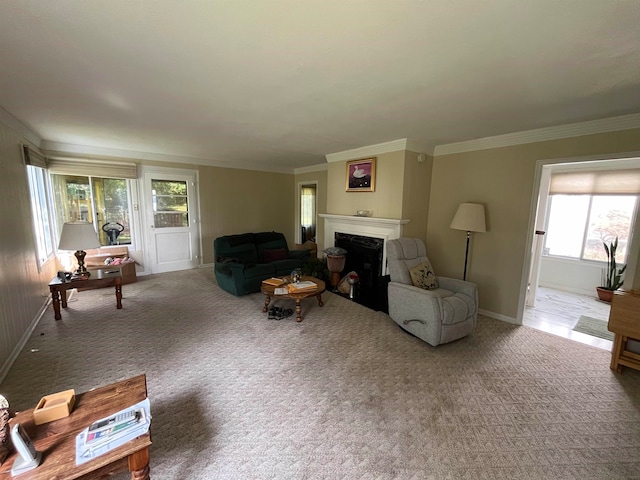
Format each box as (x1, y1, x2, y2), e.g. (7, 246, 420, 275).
(596, 287, 614, 303)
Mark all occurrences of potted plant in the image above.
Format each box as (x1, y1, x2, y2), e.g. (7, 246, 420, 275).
(596, 236, 626, 303)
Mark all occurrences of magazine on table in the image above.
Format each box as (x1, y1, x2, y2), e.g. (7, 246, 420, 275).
(286, 281, 317, 293)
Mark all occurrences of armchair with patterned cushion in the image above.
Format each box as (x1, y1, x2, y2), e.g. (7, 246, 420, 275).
(386, 238, 478, 346)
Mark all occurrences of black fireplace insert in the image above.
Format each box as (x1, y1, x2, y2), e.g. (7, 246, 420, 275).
(334, 232, 389, 312)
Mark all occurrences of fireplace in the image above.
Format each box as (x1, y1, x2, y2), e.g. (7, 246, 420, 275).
(335, 233, 386, 311)
(319, 214, 409, 311)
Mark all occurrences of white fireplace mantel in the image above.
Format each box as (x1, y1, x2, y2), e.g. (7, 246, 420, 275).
(319, 214, 410, 275)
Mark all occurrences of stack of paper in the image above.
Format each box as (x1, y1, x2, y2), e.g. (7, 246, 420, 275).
(76, 398, 151, 465)
(286, 281, 317, 293)
(262, 277, 285, 286)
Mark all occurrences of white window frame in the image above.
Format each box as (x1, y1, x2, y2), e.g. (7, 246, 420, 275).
(26, 165, 56, 271)
(543, 193, 637, 264)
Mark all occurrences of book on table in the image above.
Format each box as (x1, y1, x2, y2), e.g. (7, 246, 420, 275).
(262, 277, 286, 287)
(286, 281, 317, 293)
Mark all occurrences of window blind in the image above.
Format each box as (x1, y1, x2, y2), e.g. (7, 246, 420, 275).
(550, 169, 640, 195)
(47, 158, 138, 179)
(22, 144, 48, 168)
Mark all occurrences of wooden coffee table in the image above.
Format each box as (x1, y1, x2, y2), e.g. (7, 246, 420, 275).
(48, 268, 123, 320)
(0, 375, 151, 480)
(261, 275, 325, 322)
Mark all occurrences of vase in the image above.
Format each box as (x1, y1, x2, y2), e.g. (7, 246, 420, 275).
(326, 254, 346, 290)
(596, 287, 614, 303)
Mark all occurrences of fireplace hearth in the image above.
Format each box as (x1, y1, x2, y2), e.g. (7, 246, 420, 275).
(335, 232, 389, 312)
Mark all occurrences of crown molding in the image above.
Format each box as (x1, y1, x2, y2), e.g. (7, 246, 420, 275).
(434, 113, 640, 156)
(405, 139, 435, 156)
(0, 106, 41, 147)
(294, 163, 328, 175)
(325, 139, 410, 163)
(40, 140, 296, 174)
(41, 140, 227, 166)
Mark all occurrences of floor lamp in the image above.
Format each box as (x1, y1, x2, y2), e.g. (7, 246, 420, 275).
(450, 203, 486, 280)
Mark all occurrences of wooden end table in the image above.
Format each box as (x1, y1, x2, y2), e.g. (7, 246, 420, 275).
(261, 275, 325, 322)
(0, 375, 151, 480)
(48, 268, 123, 320)
(608, 290, 640, 373)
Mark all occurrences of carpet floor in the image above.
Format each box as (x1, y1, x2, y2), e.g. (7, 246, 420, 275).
(1, 268, 640, 479)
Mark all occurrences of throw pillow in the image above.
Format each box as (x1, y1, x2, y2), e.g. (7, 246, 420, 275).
(263, 248, 288, 262)
(409, 260, 439, 290)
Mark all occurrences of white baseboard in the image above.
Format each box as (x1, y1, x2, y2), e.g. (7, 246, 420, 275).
(0, 298, 48, 384)
(538, 282, 595, 297)
(479, 309, 520, 325)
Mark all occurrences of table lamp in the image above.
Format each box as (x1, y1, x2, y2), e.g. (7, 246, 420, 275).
(58, 221, 101, 276)
(450, 203, 486, 280)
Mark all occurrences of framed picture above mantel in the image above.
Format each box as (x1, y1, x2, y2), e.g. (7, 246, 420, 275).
(346, 157, 376, 192)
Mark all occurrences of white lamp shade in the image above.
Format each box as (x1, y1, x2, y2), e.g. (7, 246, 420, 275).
(450, 203, 486, 233)
(58, 221, 101, 251)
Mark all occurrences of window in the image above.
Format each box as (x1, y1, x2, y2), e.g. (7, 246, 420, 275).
(300, 184, 316, 242)
(50, 174, 134, 246)
(151, 179, 189, 227)
(544, 194, 636, 263)
(26, 165, 55, 267)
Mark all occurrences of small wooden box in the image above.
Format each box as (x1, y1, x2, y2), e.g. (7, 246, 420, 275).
(33, 389, 75, 425)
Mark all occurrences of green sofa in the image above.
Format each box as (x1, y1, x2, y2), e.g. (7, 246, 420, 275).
(214, 231, 310, 296)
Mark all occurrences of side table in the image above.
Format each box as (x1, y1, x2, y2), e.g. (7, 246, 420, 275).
(608, 290, 640, 373)
(49, 269, 123, 320)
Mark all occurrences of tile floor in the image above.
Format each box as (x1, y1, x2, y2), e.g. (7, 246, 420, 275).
(523, 286, 613, 351)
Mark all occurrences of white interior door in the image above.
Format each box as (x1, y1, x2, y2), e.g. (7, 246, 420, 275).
(143, 168, 200, 273)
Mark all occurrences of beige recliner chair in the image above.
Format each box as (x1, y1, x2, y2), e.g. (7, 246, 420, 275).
(386, 238, 478, 346)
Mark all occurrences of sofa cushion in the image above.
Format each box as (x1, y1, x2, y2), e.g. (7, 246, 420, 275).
(226, 243, 258, 264)
(255, 231, 283, 244)
(214, 234, 259, 264)
(263, 248, 288, 262)
(272, 258, 306, 276)
(243, 263, 277, 279)
(255, 232, 289, 263)
(409, 260, 439, 290)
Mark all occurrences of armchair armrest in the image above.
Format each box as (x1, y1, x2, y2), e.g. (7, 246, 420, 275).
(215, 260, 246, 275)
(288, 249, 310, 261)
(437, 276, 478, 300)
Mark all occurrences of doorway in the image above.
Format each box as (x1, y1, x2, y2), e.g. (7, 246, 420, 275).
(520, 155, 640, 345)
(298, 182, 317, 244)
(142, 167, 200, 273)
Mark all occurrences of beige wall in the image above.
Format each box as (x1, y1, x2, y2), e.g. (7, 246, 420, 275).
(199, 166, 295, 264)
(427, 128, 640, 320)
(0, 121, 58, 380)
(324, 150, 431, 246)
(326, 151, 406, 218)
(400, 151, 432, 241)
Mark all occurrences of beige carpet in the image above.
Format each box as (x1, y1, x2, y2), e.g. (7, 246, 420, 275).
(1, 268, 640, 479)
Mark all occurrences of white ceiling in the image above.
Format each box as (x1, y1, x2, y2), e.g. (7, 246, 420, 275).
(1, 1, 640, 172)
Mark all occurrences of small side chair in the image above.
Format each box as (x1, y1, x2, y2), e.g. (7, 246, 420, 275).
(386, 238, 478, 346)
